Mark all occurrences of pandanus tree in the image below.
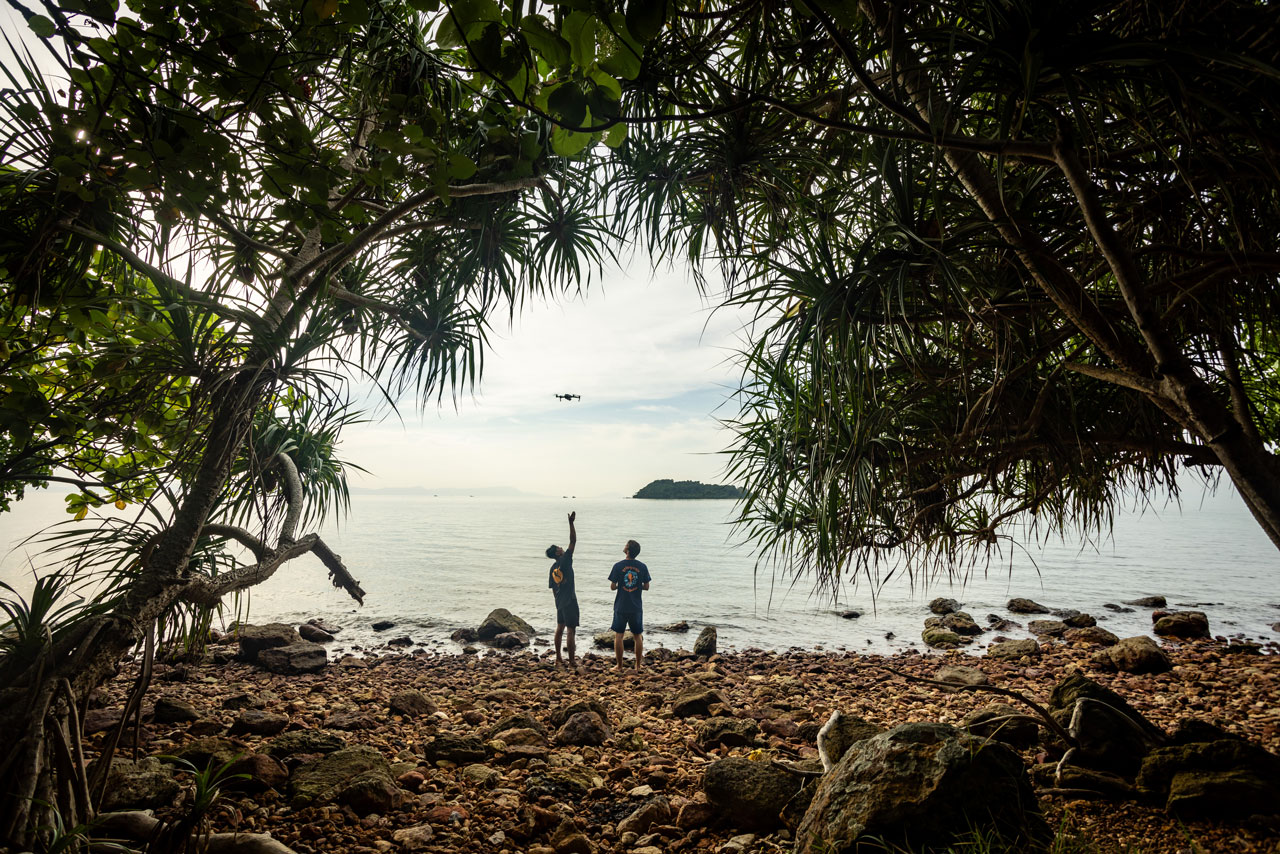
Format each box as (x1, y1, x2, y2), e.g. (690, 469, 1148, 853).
(448, 0, 1280, 583)
(0, 0, 611, 845)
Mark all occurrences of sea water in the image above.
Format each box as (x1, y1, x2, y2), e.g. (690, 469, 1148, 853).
(2, 487, 1277, 656)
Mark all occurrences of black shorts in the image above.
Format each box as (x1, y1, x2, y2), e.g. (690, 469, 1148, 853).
(556, 600, 580, 628)
(611, 609, 643, 634)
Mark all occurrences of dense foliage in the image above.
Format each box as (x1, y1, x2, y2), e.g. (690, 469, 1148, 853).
(586, 0, 1280, 585)
(633, 478, 744, 499)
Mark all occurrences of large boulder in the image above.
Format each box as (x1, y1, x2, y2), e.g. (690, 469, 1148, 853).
(1152, 610, 1210, 639)
(267, 729, 346, 758)
(422, 733, 487, 765)
(289, 746, 399, 814)
(1049, 673, 1165, 776)
(927, 597, 961, 615)
(1063, 626, 1119, 646)
(556, 711, 611, 746)
(298, 623, 335, 643)
(1027, 619, 1068, 637)
(1007, 598, 1050, 614)
(694, 626, 718, 657)
(986, 639, 1039, 660)
(1137, 739, 1280, 818)
(551, 699, 609, 728)
(258, 642, 327, 674)
(99, 757, 181, 811)
(921, 628, 964, 648)
(698, 717, 760, 749)
(237, 623, 301, 662)
(488, 631, 529, 649)
(153, 696, 200, 724)
(703, 757, 811, 832)
(1125, 595, 1166, 608)
(816, 714, 883, 768)
(229, 709, 289, 736)
(389, 689, 437, 718)
(476, 608, 534, 640)
(224, 753, 290, 792)
(940, 612, 982, 636)
(960, 703, 1039, 748)
(1091, 636, 1171, 674)
(795, 723, 1048, 854)
(671, 688, 728, 717)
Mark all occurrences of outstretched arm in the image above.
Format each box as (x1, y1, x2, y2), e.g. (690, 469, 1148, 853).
(565, 511, 577, 555)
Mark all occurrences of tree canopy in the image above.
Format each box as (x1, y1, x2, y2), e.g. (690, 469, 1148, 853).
(574, 0, 1280, 584)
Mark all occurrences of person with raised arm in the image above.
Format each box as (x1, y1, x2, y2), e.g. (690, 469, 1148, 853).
(545, 512, 579, 669)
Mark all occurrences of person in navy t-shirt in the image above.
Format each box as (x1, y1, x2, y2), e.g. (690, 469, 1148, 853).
(544, 511, 578, 669)
(608, 539, 651, 671)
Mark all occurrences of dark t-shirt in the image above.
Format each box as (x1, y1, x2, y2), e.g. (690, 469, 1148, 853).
(549, 552, 576, 604)
(609, 558, 650, 613)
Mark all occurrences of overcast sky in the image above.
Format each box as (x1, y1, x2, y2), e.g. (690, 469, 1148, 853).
(344, 259, 755, 497)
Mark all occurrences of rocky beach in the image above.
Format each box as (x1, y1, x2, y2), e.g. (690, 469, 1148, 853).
(80, 602, 1280, 854)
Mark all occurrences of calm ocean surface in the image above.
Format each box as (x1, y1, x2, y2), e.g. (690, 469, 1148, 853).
(2, 488, 1277, 656)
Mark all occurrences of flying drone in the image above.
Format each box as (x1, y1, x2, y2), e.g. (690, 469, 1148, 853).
(555, 393, 581, 401)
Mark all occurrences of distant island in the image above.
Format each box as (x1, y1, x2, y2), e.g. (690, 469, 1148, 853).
(633, 479, 745, 499)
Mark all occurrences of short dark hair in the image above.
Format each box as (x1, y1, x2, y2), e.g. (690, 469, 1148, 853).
(626, 539, 640, 557)
(545, 545, 559, 559)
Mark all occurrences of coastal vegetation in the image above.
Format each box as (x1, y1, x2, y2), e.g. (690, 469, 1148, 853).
(1, 0, 1279, 851)
(633, 479, 744, 500)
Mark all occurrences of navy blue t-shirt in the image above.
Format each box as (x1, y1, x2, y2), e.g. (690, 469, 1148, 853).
(549, 552, 576, 604)
(609, 559, 650, 612)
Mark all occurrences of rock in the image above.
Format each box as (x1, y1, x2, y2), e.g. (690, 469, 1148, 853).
(525, 766, 604, 801)
(1063, 613, 1097, 628)
(99, 756, 180, 810)
(927, 597, 961, 615)
(617, 796, 672, 836)
(1153, 610, 1210, 639)
(960, 703, 1039, 748)
(386, 635, 413, 647)
(1028, 619, 1068, 637)
(660, 620, 690, 632)
(451, 627, 479, 643)
(1125, 595, 1167, 608)
(817, 714, 883, 766)
(477, 608, 534, 640)
(462, 764, 501, 788)
(222, 691, 275, 710)
(1051, 608, 1082, 620)
(795, 723, 1048, 854)
(289, 745, 398, 814)
(167, 737, 240, 769)
(371, 620, 395, 631)
(298, 623, 334, 643)
(921, 627, 963, 648)
(257, 642, 327, 674)
(327, 710, 378, 730)
(550, 699, 609, 728)
(83, 707, 124, 734)
(676, 801, 716, 830)
(229, 709, 290, 736)
(595, 630, 635, 649)
(1031, 763, 1136, 799)
(698, 717, 760, 748)
(556, 711, 611, 746)
(237, 623, 302, 662)
(986, 615, 1020, 632)
(694, 626, 718, 657)
(1063, 626, 1119, 646)
(940, 612, 982, 635)
(422, 734, 487, 765)
(553, 833, 595, 854)
(934, 665, 990, 692)
(306, 617, 341, 634)
(392, 824, 435, 850)
(839, 610, 861, 619)
(672, 688, 728, 717)
(986, 638, 1039, 660)
(154, 696, 200, 723)
(224, 753, 289, 792)
(1006, 597, 1050, 614)
(267, 729, 346, 757)
(1103, 603, 1135, 613)
(1049, 673, 1165, 776)
(1137, 739, 1280, 818)
(389, 689, 437, 718)
(1091, 636, 1171, 674)
(703, 757, 809, 832)
(488, 631, 530, 649)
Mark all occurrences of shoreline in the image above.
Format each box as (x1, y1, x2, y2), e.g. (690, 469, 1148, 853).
(88, 638, 1280, 854)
